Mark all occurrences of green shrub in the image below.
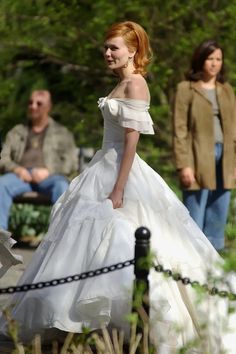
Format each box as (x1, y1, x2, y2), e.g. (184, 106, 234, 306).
(9, 204, 51, 240)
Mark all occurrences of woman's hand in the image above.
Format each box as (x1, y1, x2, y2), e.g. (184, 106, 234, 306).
(108, 188, 124, 209)
(178, 167, 195, 188)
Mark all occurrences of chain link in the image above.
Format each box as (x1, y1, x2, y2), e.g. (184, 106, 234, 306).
(1, 259, 235, 302)
(0, 259, 135, 295)
(154, 264, 236, 301)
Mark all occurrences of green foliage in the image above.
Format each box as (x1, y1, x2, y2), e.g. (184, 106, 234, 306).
(0, 0, 236, 245)
(9, 203, 50, 238)
(1, 0, 236, 149)
(1, 0, 236, 178)
(222, 251, 236, 273)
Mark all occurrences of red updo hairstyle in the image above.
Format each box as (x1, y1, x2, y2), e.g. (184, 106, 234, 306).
(105, 21, 152, 76)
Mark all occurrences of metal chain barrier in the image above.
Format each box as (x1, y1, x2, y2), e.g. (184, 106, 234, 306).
(154, 264, 236, 301)
(0, 258, 235, 301)
(0, 259, 135, 295)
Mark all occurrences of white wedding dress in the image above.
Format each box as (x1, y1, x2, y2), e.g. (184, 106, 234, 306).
(0, 97, 235, 353)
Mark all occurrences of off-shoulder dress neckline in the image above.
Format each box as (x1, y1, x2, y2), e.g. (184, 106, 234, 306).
(105, 96, 150, 105)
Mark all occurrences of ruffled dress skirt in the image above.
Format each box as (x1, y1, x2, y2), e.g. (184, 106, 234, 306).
(0, 97, 235, 353)
(0, 147, 235, 352)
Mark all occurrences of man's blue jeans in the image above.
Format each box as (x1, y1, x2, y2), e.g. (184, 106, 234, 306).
(183, 143, 231, 251)
(0, 173, 69, 229)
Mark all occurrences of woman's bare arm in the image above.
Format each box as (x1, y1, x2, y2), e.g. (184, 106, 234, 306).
(109, 128, 139, 208)
(109, 75, 148, 208)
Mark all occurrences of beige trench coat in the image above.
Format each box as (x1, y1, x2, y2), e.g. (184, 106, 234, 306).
(173, 80, 236, 190)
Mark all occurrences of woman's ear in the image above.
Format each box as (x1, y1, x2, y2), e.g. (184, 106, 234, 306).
(128, 50, 136, 59)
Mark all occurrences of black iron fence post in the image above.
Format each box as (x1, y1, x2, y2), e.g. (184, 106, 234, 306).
(133, 226, 151, 343)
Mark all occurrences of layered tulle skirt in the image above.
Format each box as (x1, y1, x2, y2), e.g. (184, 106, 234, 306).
(0, 145, 235, 353)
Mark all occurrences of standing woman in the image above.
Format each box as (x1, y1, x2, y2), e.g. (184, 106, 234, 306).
(0, 27, 235, 353)
(173, 40, 236, 251)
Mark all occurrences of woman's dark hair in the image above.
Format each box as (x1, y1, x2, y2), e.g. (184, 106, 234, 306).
(185, 39, 226, 83)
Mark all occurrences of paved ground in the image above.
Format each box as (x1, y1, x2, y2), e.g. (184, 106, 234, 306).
(0, 247, 34, 305)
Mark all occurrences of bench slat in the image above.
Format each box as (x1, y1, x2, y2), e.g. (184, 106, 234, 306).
(13, 192, 52, 205)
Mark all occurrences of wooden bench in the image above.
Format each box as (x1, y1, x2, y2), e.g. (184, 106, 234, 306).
(13, 147, 95, 205)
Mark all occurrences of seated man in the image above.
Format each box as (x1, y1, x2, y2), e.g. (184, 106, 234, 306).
(0, 90, 78, 230)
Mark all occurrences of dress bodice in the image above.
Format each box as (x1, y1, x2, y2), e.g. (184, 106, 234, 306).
(98, 97, 154, 150)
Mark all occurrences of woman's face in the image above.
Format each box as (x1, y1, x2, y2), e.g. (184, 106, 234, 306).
(103, 36, 134, 71)
(203, 48, 223, 80)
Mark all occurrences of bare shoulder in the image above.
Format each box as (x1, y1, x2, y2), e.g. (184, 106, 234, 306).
(125, 74, 150, 102)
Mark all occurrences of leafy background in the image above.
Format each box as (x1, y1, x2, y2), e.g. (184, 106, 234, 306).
(0, 0, 236, 247)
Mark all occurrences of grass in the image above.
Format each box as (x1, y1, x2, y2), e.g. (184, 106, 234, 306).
(1, 308, 154, 354)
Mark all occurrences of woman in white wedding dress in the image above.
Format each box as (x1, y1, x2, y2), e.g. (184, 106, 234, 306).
(0, 21, 235, 353)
